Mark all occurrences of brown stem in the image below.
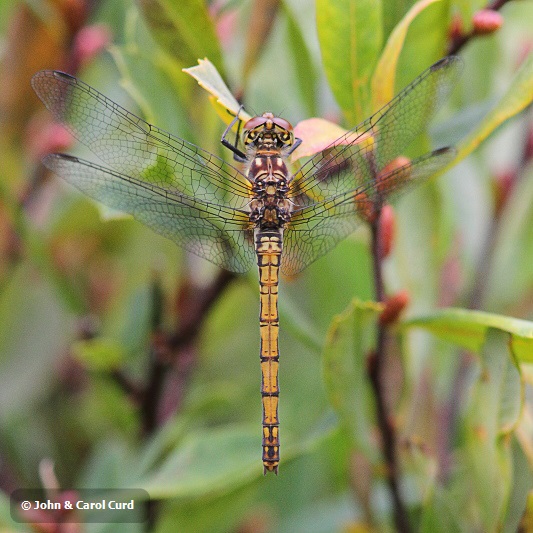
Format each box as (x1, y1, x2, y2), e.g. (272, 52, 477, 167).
(368, 215, 412, 533)
(139, 269, 236, 437)
(169, 269, 236, 350)
(110, 369, 143, 402)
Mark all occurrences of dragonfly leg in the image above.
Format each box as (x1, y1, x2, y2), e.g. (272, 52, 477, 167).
(286, 137, 302, 155)
(221, 106, 247, 161)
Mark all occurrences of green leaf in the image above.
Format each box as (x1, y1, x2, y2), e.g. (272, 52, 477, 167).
(420, 486, 465, 533)
(467, 328, 522, 437)
(461, 329, 518, 529)
(371, 0, 442, 112)
(140, 425, 260, 498)
(155, 483, 258, 533)
(139, 414, 338, 499)
(453, 50, 533, 168)
(502, 438, 533, 533)
(98, 283, 153, 361)
(322, 299, 382, 455)
(403, 308, 533, 363)
(80, 438, 144, 488)
(316, 0, 383, 124)
(394, 1, 450, 92)
(80, 378, 138, 436)
(72, 337, 126, 370)
(241, 0, 281, 85)
(421, 330, 520, 531)
(136, 0, 223, 72)
(283, 2, 318, 117)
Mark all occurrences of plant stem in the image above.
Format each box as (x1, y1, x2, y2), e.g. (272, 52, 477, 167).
(368, 215, 412, 533)
(139, 269, 236, 436)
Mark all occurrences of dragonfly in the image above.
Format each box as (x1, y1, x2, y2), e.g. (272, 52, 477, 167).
(32, 56, 461, 474)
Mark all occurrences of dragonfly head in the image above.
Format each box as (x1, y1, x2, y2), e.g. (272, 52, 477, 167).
(243, 113, 295, 150)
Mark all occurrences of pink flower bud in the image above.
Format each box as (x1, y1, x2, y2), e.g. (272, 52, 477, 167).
(472, 10, 503, 35)
(73, 24, 112, 67)
(352, 190, 376, 223)
(378, 204, 396, 259)
(28, 120, 73, 161)
(376, 156, 411, 195)
(379, 290, 410, 325)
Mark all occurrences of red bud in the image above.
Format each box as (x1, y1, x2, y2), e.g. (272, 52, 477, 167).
(472, 10, 503, 35)
(73, 25, 112, 67)
(378, 204, 396, 259)
(28, 120, 73, 161)
(379, 290, 410, 325)
(353, 190, 376, 223)
(376, 156, 411, 194)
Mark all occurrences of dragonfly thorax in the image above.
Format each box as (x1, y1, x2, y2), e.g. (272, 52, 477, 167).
(248, 154, 292, 229)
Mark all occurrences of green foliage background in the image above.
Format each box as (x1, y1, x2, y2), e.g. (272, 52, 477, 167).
(0, 0, 533, 532)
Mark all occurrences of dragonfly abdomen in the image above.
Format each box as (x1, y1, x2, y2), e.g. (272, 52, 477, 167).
(256, 228, 282, 474)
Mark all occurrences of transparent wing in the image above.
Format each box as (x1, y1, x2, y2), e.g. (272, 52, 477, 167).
(45, 154, 255, 273)
(31, 70, 251, 209)
(289, 56, 462, 202)
(282, 147, 455, 275)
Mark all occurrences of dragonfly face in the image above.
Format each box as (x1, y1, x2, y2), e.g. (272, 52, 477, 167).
(31, 56, 461, 474)
(243, 112, 295, 153)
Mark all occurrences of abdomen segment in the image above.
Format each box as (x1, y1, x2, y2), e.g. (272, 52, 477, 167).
(256, 229, 282, 474)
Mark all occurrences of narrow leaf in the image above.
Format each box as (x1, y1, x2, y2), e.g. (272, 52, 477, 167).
(371, 0, 441, 112)
(283, 2, 318, 117)
(317, 0, 383, 124)
(454, 51, 533, 165)
(241, 0, 281, 85)
(137, 0, 223, 71)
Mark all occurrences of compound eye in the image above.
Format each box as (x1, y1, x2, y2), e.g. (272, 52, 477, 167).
(272, 117, 293, 131)
(245, 131, 256, 144)
(281, 132, 291, 143)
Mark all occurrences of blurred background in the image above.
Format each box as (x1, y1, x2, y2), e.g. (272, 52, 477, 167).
(0, 0, 532, 532)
